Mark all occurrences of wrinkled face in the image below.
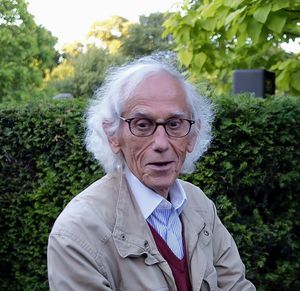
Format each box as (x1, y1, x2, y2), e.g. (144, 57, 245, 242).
(106, 72, 197, 198)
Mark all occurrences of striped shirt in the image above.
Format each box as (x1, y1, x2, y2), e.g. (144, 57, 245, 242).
(125, 167, 186, 258)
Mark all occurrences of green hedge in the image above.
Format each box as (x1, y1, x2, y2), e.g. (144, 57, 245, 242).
(0, 95, 299, 290)
(0, 99, 104, 290)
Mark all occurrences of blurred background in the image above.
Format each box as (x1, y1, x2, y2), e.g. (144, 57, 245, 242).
(1, 1, 299, 290)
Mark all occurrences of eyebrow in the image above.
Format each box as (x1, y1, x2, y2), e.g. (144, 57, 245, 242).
(127, 111, 189, 120)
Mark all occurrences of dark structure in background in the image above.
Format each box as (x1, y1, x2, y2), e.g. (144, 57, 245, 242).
(233, 69, 275, 97)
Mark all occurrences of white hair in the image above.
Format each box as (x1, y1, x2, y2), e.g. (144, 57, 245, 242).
(85, 54, 214, 173)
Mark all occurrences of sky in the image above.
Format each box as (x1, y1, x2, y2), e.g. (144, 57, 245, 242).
(27, 0, 181, 48)
(27, 0, 299, 53)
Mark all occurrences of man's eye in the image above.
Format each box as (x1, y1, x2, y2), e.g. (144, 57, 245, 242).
(134, 119, 152, 129)
(167, 119, 182, 129)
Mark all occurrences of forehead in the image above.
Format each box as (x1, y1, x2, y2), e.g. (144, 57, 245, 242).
(123, 72, 191, 118)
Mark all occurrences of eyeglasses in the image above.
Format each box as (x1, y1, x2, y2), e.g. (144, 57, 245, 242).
(120, 116, 195, 137)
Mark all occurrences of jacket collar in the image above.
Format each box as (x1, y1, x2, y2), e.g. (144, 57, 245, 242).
(111, 170, 160, 259)
(111, 171, 211, 290)
(124, 166, 187, 219)
(111, 170, 177, 289)
(180, 181, 212, 291)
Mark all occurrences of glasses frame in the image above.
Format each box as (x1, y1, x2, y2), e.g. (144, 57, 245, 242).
(120, 116, 195, 138)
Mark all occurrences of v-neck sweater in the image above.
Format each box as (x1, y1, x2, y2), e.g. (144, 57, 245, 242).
(148, 223, 192, 291)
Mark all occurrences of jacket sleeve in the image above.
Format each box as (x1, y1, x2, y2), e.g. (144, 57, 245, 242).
(47, 232, 113, 291)
(210, 202, 256, 291)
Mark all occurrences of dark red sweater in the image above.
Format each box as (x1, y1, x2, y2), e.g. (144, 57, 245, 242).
(148, 224, 192, 291)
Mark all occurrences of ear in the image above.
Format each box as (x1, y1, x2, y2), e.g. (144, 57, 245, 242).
(187, 120, 201, 153)
(102, 122, 121, 154)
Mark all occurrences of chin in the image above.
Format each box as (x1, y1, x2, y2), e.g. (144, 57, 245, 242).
(149, 177, 175, 191)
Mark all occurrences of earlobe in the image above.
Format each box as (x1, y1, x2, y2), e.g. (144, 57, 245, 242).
(108, 135, 122, 154)
(102, 122, 121, 154)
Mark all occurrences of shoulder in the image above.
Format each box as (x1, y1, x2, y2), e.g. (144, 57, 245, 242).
(179, 179, 213, 208)
(49, 172, 123, 244)
(179, 178, 217, 227)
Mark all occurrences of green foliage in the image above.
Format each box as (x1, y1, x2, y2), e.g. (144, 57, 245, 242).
(87, 15, 131, 54)
(0, 0, 58, 102)
(1, 95, 299, 290)
(86, 13, 172, 57)
(45, 13, 173, 99)
(163, 0, 300, 95)
(182, 94, 300, 290)
(121, 13, 172, 58)
(0, 99, 104, 290)
(47, 47, 123, 98)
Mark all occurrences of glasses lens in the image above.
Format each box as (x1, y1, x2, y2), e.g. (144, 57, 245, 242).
(166, 119, 190, 137)
(130, 118, 155, 136)
(127, 117, 193, 137)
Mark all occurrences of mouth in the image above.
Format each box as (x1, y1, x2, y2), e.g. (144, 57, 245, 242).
(146, 161, 174, 171)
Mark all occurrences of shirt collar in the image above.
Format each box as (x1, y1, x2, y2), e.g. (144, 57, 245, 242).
(125, 166, 187, 219)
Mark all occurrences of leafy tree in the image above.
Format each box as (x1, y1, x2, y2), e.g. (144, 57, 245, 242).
(121, 12, 172, 58)
(60, 41, 84, 58)
(0, 0, 58, 102)
(164, 0, 300, 95)
(70, 47, 123, 98)
(47, 15, 132, 98)
(87, 15, 131, 54)
(47, 47, 123, 98)
(48, 13, 174, 98)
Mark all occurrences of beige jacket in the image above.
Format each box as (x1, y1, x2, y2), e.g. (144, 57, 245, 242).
(47, 171, 255, 291)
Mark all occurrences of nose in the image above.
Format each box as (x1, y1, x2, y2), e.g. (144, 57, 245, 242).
(152, 125, 169, 152)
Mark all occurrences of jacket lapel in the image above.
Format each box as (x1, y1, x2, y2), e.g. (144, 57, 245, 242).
(181, 198, 211, 291)
(112, 171, 177, 289)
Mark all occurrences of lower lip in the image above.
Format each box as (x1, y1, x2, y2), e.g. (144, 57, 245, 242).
(147, 162, 174, 171)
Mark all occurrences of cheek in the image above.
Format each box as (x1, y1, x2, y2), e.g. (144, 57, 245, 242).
(122, 139, 149, 166)
(171, 142, 189, 163)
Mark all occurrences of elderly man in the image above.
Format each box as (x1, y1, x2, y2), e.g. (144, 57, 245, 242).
(47, 56, 255, 290)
